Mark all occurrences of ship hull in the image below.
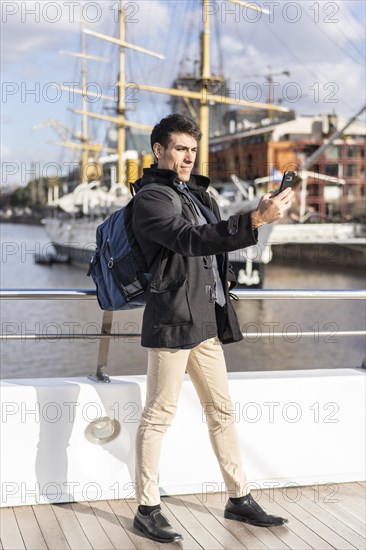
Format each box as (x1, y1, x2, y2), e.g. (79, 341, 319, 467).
(45, 217, 270, 287)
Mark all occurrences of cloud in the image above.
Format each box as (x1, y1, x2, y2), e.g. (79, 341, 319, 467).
(1, 142, 12, 160)
(1, 139, 79, 186)
(0, 113, 15, 125)
(1, 0, 365, 188)
(206, 0, 365, 118)
(1, 1, 109, 66)
(2, 6, 73, 64)
(126, 1, 171, 52)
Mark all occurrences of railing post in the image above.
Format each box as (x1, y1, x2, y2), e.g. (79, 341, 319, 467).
(88, 310, 113, 382)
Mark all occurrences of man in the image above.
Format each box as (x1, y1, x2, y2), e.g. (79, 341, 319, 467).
(132, 114, 294, 543)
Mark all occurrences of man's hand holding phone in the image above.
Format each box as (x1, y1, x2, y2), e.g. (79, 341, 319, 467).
(251, 171, 297, 229)
(251, 187, 294, 228)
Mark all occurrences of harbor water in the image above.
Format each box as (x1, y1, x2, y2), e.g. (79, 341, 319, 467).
(1, 223, 365, 379)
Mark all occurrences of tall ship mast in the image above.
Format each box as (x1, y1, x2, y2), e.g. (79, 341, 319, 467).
(58, 0, 287, 187)
(135, 0, 288, 177)
(41, 0, 289, 288)
(63, 0, 163, 188)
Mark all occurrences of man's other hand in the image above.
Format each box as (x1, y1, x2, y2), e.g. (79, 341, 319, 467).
(251, 187, 294, 229)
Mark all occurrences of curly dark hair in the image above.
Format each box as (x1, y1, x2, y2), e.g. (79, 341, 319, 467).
(150, 114, 202, 151)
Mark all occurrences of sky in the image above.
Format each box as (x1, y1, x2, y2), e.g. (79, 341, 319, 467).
(1, 0, 365, 186)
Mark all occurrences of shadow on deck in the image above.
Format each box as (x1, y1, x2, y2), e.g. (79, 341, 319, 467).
(1, 482, 365, 550)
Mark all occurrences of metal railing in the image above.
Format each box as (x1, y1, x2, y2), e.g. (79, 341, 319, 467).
(2, 289, 365, 300)
(1, 288, 365, 382)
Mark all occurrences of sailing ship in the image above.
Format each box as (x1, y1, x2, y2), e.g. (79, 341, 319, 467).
(39, 0, 292, 287)
(39, 0, 365, 281)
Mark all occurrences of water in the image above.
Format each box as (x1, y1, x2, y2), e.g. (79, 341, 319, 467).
(1, 224, 365, 379)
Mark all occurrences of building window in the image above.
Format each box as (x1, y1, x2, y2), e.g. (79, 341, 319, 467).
(348, 146, 364, 158)
(346, 165, 358, 177)
(324, 145, 342, 160)
(308, 184, 320, 197)
(235, 156, 240, 173)
(347, 184, 357, 198)
(325, 164, 339, 177)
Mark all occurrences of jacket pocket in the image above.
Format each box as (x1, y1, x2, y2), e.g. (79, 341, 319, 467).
(151, 278, 192, 327)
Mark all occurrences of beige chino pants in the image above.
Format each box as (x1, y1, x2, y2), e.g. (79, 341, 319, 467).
(135, 337, 248, 505)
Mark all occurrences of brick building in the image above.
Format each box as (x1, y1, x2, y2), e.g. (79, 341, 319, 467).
(209, 113, 366, 221)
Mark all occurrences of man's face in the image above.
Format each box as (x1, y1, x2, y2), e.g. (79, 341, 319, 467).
(153, 132, 198, 182)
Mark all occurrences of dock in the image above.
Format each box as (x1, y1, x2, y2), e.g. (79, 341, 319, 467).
(269, 223, 366, 267)
(1, 482, 365, 550)
(1, 289, 365, 548)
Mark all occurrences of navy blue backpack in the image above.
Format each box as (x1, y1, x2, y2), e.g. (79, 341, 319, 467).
(88, 184, 180, 310)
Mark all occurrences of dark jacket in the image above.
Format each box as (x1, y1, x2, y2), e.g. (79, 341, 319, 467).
(132, 167, 258, 348)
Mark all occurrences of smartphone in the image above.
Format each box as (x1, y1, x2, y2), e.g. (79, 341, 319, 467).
(278, 171, 297, 193)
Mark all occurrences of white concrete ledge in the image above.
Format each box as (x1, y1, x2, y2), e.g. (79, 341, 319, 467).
(1, 369, 365, 507)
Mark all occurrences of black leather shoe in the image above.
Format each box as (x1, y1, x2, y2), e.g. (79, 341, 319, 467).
(224, 494, 288, 527)
(133, 508, 183, 543)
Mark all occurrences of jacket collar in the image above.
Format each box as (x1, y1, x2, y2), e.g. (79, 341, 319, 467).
(133, 165, 211, 193)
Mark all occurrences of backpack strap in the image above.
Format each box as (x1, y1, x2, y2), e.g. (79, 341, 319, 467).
(133, 183, 183, 276)
(135, 183, 182, 214)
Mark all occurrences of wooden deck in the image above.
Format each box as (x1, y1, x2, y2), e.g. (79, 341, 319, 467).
(1, 482, 365, 550)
